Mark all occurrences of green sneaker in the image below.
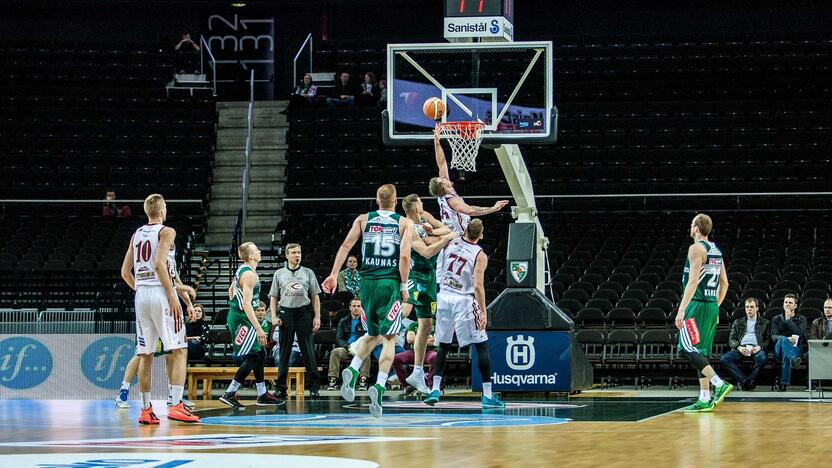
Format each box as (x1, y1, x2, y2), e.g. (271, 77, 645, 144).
(682, 400, 714, 413)
(340, 367, 359, 402)
(368, 383, 385, 418)
(711, 383, 734, 407)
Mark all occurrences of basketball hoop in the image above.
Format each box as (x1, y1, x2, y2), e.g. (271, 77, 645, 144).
(438, 121, 485, 172)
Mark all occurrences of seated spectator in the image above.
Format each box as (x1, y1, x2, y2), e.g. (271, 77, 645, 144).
(719, 297, 769, 391)
(337, 255, 361, 297)
(356, 72, 379, 106)
(377, 78, 387, 109)
(325, 72, 356, 108)
(185, 304, 210, 362)
(280, 73, 318, 115)
(174, 32, 200, 74)
(327, 298, 370, 390)
(393, 320, 438, 395)
(809, 298, 832, 340)
(770, 293, 807, 391)
(102, 191, 132, 218)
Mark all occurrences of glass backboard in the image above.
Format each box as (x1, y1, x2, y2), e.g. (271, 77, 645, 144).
(383, 41, 556, 145)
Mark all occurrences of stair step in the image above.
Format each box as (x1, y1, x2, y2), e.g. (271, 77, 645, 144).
(210, 182, 285, 198)
(214, 150, 287, 166)
(212, 165, 286, 182)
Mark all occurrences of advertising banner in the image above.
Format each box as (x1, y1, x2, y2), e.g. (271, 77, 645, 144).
(0, 334, 167, 399)
(472, 331, 572, 392)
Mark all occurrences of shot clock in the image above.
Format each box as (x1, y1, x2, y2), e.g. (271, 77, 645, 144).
(443, 0, 514, 42)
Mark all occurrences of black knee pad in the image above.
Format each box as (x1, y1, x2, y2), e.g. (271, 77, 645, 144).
(679, 350, 709, 372)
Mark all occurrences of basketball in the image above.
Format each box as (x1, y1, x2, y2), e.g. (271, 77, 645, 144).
(423, 97, 445, 121)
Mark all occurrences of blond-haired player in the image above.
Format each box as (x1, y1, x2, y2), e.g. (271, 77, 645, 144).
(120, 194, 199, 424)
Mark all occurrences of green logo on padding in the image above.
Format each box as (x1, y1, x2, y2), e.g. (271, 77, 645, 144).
(510, 261, 528, 283)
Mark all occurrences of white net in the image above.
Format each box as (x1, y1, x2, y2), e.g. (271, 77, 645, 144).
(439, 121, 485, 172)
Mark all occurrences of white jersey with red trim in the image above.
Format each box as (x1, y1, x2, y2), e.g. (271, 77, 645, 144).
(439, 237, 482, 296)
(437, 190, 470, 234)
(132, 224, 175, 287)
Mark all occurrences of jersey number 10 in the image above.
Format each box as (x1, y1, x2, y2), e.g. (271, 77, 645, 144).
(135, 240, 152, 262)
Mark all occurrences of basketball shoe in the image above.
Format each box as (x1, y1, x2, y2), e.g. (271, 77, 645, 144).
(711, 382, 734, 407)
(423, 389, 441, 406)
(405, 370, 431, 395)
(114, 389, 129, 409)
(682, 400, 714, 413)
(138, 405, 160, 424)
(256, 391, 285, 406)
(219, 392, 246, 410)
(482, 395, 506, 408)
(167, 402, 200, 423)
(368, 383, 385, 418)
(341, 367, 359, 402)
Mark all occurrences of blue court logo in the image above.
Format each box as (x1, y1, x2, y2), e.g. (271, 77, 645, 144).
(81, 336, 135, 389)
(0, 337, 53, 389)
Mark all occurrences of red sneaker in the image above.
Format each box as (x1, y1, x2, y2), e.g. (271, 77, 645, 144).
(138, 405, 160, 425)
(167, 402, 200, 423)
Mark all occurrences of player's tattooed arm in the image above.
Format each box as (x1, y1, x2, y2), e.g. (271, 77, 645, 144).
(449, 197, 510, 217)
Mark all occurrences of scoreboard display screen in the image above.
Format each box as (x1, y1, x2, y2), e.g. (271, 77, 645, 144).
(445, 0, 514, 22)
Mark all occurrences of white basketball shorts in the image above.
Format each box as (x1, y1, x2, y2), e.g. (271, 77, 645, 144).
(434, 291, 487, 347)
(135, 285, 186, 354)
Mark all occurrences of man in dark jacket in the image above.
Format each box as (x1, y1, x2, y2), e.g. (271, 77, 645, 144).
(719, 297, 770, 390)
(325, 71, 356, 108)
(770, 293, 807, 391)
(809, 298, 832, 340)
(327, 298, 370, 390)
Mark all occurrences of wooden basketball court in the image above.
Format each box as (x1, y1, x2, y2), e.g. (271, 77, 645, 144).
(1, 392, 829, 467)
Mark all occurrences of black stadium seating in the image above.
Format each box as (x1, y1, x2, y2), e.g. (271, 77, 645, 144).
(0, 40, 214, 313)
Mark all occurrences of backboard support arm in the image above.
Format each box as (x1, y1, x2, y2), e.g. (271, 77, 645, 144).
(494, 143, 549, 293)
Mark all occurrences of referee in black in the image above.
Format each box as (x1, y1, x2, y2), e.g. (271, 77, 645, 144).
(269, 243, 322, 398)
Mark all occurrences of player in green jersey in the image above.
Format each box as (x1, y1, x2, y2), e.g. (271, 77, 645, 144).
(219, 242, 282, 409)
(401, 193, 453, 394)
(323, 184, 456, 417)
(675, 213, 733, 413)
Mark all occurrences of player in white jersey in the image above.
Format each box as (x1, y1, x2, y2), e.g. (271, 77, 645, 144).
(120, 194, 199, 424)
(428, 126, 509, 281)
(424, 219, 505, 408)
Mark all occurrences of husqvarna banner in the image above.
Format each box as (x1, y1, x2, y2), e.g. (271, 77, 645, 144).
(0, 334, 166, 399)
(471, 331, 571, 392)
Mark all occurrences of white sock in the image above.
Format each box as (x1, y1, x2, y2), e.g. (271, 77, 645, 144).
(120, 381, 130, 391)
(710, 375, 724, 387)
(170, 385, 184, 406)
(376, 371, 388, 387)
(226, 380, 241, 394)
(349, 356, 363, 371)
(699, 390, 711, 402)
(432, 376, 443, 392)
(255, 381, 266, 396)
(482, 382, 493, 399)
(141, 392, 152, 409)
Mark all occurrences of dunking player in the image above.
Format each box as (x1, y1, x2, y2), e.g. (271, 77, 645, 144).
(428, 125, 509, 235)
(425, 219, 504, 408)
(675, 213, 733, 412)
(219, 242, 282, 409)
(323, 184, 456, 417)
(400, 193, 451, 394)
(120, 194, 199, 424)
